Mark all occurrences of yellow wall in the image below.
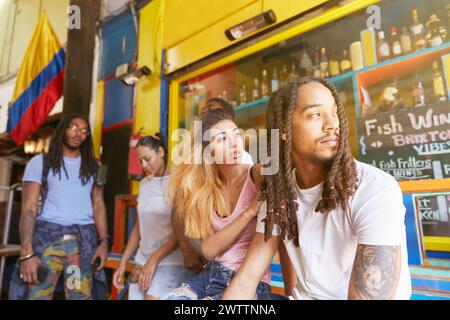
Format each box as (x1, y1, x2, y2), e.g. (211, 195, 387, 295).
(134, 0, 164, 136)
(163, 0, 330, 73)
(163, 0, 258, 48)
(132, 0, 166, 195)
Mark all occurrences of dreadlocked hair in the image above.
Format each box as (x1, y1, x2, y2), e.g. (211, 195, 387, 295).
(263, 77, 358, 247)
(41, 113, 99, 208)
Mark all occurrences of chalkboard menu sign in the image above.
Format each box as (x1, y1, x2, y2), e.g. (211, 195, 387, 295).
(357, 103, 450, 181)
(414, 192, 450, 238)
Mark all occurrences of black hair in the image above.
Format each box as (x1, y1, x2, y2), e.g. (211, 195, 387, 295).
(204, 98, 235, 120)
(136, 132, 168, 174)
(41, 113, 98, 208)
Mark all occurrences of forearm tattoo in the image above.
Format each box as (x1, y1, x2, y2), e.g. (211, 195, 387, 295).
(20, 209, 37, 248)
(348, 245, 401, 300)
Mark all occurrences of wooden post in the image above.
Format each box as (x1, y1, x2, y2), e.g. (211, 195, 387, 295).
(63, 0, 101, 116)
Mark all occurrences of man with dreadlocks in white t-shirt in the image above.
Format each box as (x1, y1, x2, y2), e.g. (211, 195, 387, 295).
(223, 77, 412, 300)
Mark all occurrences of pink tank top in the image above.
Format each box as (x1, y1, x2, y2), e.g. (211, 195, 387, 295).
(211, 166, 271, 284)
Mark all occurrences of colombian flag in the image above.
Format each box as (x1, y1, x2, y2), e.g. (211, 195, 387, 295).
(7, 12, 65, 145)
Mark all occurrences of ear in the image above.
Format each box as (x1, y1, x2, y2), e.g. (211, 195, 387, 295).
(158, 146, 165, 158)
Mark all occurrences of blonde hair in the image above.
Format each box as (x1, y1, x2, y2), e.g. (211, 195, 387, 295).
(169, 109, 234, 239)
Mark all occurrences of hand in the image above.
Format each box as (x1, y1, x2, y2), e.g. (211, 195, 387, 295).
(244, 193, 264, 219)
(180, 243, 207, 274)
(20, 256, 42, 284)
(138, 255, 158, 291)
(113, 263, 126, 290)
(92, 242, 108, 271)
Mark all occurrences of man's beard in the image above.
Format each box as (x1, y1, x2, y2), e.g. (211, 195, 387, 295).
(310, 154, 335, 166)
(63, 137, 81, 151)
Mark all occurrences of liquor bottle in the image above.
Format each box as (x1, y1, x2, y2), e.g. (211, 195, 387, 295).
(400, 24, 413, 54)
(340, 49, 352, 73)
(377, 31, 390, 62)
(271, 67, 279, 93)
(320, 47, 330, 78)
(412, 73, 427, 108)
(329, 49, 340, 77)
(411, 9, 426, 51)
(432, 61, 447, 103)
(426, 14, 447, 47)
(280, 64, 289, 86)
(253, 78, 260, 101)
(261, 69, 270, 98)
(313, 47, 322, 78)
(299, 41, 313, 76)
(239, 83, 248, 104)
(390, 26, 403, 58)
(289, 62, 299, 82)
(379, 78, 402, 112)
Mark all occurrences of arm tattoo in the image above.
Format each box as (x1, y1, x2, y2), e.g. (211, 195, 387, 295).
(348, 244, 401, 300)
(20, 209, 38, 249)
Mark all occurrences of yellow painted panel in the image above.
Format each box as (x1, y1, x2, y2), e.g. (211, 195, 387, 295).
(165, 1, 261, 73)
(134, 0, 162, 136)
(424, 236, 450, 252)
(163, 0, 258, 48)
(399, 179, 450, 194)
(263, 0, 328, 24)
(93, 81, 105, 159)
(168, 80, 180, 164)
(174, 0, 380, 83)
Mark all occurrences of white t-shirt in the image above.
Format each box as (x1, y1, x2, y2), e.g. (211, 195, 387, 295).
(134, 175, 183, 266)
(256, 161, 412, 300)
(242, 150, 254, 165)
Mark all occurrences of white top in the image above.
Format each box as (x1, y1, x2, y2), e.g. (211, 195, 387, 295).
(242, 150, 254, 165)
(256, 161, 412, 300)
(134, 175, 183, 266)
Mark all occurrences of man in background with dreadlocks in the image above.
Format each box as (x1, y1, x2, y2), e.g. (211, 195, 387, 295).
(223, 77, 411, 300)
(9, 113, 109, 300)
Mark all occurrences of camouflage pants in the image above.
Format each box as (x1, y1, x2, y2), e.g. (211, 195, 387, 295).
(27, 238, 94, 300)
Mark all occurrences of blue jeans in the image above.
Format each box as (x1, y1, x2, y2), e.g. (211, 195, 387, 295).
(163, 261, 270, 300)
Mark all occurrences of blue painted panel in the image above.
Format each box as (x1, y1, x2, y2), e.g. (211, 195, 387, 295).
(427, 251, 450, 260)
(411, 278, 450, 292)
(103, 77, 134, 128)
(411, 293, 450, 300)
(160, 49, 169, 142)
(404, 193, 424, 266)
(100, 10, 139, 80)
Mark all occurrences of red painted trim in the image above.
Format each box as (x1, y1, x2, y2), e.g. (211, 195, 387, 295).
(103, 74, 116, 82)
(10, 71, 64, 145)
(102, 119, 134, 133)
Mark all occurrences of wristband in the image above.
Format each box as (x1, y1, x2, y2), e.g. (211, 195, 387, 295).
(19, 253, 36, 263)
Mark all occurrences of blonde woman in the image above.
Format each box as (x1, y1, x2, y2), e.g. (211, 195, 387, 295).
(163, 109, 271, 300)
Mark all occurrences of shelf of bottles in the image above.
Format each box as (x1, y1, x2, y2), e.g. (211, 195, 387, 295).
(177, 0, 450, 177)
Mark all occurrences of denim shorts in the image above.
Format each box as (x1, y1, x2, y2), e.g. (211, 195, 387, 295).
(128, 265, 195, 300)
(163, 261, 270, 300)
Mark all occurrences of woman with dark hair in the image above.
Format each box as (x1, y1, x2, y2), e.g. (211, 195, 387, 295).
(112, 133, 193, 300)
